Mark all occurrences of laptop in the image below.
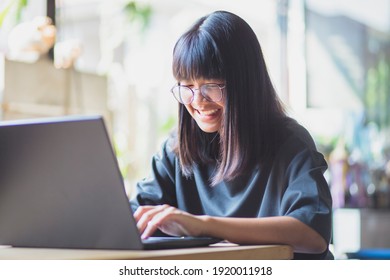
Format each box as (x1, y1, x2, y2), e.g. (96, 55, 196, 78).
(0, 115, 220, 250)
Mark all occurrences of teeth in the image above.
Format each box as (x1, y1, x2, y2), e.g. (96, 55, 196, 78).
(198, 109, 219, 116)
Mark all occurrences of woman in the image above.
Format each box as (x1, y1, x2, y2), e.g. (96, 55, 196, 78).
(131, 10, 333, 259)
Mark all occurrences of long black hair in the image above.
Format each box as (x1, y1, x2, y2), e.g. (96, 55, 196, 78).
(172, 11, 286, 185)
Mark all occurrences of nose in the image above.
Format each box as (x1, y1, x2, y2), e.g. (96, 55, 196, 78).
(191, 88, 206, 104)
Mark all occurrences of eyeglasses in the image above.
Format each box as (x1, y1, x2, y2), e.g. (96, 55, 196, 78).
(171, 83, 225, 104)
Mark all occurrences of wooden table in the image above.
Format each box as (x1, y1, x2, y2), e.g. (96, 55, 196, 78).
(0, 243, 293, 260)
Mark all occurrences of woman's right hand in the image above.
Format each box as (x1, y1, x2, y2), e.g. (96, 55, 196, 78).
(133, 204, 208, 239)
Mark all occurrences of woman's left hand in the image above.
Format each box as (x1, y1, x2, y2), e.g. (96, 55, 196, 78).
(133, 204, 207, 239)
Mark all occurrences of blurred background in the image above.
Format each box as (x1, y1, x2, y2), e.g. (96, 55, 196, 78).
(0, 0, 389, 259)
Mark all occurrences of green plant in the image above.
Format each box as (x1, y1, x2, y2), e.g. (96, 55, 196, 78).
(0, 0, 28, 27)
(365, 54, 390, 130)
(123, 0, 152, 31)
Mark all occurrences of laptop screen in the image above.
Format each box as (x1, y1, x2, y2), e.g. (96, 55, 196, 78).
(0, 116, 143, 249)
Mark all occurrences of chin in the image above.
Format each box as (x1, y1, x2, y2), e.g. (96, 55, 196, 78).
(197, 124, 220, 133)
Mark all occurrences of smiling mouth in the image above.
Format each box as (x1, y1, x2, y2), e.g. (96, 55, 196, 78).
(196, 109, 220, 116)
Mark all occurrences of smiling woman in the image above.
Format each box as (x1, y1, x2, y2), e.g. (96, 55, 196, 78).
(172, 79, 225, 133)
(131, 10, 333, 260)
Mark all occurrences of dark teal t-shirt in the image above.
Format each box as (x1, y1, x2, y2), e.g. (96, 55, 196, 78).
(131, 120, 333, 259)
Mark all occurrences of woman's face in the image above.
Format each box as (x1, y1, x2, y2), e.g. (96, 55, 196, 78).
(181, 79, 225, 133)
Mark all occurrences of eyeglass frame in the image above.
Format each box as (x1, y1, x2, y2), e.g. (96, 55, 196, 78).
(170, 83, 226, 104)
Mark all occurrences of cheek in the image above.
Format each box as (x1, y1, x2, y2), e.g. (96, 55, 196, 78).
(216, 101, 225, 108)
(216, 101, 225, 114)
(184, 104, 195, 116)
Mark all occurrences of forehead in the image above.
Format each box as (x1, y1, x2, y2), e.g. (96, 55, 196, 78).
(172, 32, 225, 82)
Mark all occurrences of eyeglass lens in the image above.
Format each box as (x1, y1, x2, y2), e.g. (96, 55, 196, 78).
(172, 84, 223, 104)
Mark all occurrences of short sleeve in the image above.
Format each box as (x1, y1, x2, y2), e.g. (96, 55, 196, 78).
(281, 148, 333, 244)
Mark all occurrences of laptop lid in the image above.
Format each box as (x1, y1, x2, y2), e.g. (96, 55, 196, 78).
(0, 116, 221, 250)
(0, 115, 144, 250)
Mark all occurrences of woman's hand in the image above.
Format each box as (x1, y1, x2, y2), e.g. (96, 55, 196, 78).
(134, 205, 327, 254)
(133, 204, 207, 239)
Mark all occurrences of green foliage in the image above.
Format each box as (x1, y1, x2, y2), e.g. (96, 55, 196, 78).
(158, 115, 176, 136)
(123, 1, 152, 31)
(365, 54, 390, 129)
(0, 0, 28, 27)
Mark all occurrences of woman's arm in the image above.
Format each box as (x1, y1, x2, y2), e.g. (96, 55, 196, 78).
(202, 215, 327, 254)
(134, 204, 327, 254)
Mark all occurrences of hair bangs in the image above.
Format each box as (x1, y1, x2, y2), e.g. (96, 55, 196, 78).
(172, 31, 225, 82)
